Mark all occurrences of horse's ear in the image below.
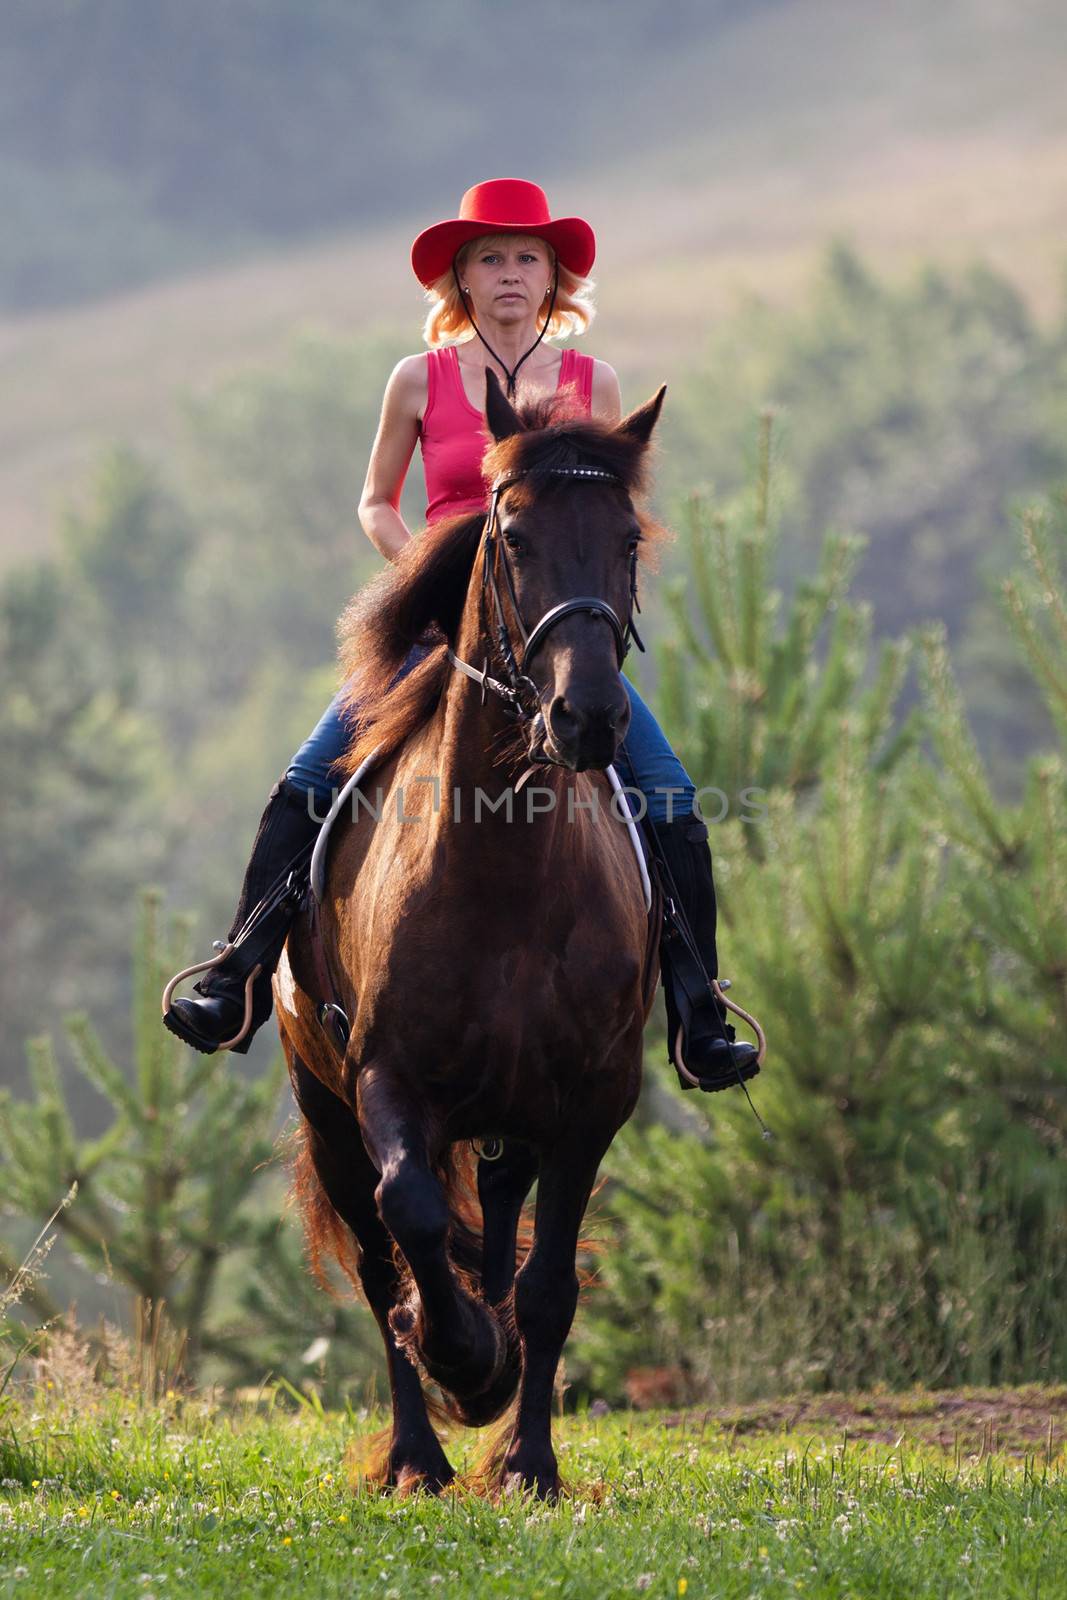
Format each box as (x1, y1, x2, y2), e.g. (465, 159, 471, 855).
(615, 384, 667, 445)
(485, 367, 524, 441)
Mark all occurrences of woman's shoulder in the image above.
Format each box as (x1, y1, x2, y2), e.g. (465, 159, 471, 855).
(563, 348, 613, 369)
(390, 351, 434, 390)
(568, 350, 618, 383)
(579, 354, 621, 422)
(381, 352, 432, 418)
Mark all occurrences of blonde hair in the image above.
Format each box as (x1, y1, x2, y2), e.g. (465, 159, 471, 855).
(421, 232, 596, 348)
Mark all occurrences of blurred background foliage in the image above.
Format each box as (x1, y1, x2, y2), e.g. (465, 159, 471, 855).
(2, 325, 1065, 1402)
(1, 0, 1065, 1407)
(0, 0, 781, 312)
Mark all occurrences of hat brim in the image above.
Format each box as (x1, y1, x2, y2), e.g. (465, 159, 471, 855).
(411, 217, 595, 289)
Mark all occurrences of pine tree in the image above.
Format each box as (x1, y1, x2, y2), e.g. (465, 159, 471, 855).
(578, 430, 1067, 1402)
(0, 889, 282, 1380)
(916, 497, 1067, 1161)
(650, 410, 922, 848)
(0, 886, 386, 1399)
(637, 410, 957, 1200)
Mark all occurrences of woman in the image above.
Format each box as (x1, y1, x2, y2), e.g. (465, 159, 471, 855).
(164, 179, 757, 1089)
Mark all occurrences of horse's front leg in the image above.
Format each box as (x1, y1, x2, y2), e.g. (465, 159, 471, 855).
(288, 1056, 454, 1493)
(357, 1065, 507, 1417)
(502, 1132, 611, 1499)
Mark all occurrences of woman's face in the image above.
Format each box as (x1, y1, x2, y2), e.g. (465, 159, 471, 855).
(459, 234, 554, 326)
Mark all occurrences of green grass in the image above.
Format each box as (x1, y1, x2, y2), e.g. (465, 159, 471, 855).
(1, 1392, 1065, 1598)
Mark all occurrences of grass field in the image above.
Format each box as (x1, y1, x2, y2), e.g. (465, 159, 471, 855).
(1, 1388, 1065, 1598)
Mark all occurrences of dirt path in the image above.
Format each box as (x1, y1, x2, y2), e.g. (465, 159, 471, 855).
(664, 1385, 1067, 1456)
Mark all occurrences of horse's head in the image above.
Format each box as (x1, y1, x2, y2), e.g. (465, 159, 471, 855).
(482, 369, 667, 772)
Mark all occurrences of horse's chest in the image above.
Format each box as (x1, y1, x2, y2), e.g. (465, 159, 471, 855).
(354, 833, 646, 1124)
(385, 919, 638, 1071)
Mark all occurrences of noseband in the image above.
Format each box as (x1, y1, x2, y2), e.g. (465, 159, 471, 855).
(446, 466, 646, 721)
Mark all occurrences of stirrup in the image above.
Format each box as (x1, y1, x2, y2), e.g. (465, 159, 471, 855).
(670, 977, 767, 1091)
(161, 942, 262, 1052)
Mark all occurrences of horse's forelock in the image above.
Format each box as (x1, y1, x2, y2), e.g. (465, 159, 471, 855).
(483, 402, 652, 498)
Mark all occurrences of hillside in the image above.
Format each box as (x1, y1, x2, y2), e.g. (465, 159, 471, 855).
(1, 0, 1064, 570)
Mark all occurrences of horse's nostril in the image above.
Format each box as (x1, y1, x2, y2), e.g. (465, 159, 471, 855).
(547, 695, 586, 745)
(548, 695, 630, 755)
(607, 699, 630, 733)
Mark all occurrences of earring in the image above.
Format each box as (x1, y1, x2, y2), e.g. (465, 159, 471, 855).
(461, 285, 471, 294)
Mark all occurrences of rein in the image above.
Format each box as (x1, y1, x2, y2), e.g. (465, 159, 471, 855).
(446, 466, 646, 724)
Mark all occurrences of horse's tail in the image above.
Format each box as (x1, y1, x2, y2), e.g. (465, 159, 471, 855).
(288, 1120, 363, 1295)
(436, 1140, 489, 1286)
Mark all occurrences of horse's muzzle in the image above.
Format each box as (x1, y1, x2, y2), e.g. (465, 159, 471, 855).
(543, 690, 630, 772)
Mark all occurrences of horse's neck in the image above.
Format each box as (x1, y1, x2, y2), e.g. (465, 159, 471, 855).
(407, 568, 641, 933)
(435, 572, 523, 802)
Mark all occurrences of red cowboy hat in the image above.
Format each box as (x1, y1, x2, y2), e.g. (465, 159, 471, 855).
(410, 178, 596, 288)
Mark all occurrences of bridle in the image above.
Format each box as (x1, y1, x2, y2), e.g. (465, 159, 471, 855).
(446, 465, 646, 724)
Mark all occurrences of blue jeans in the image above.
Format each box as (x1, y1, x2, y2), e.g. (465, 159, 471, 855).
(287, 648, 696, 824)
(612, 677, 697, 824)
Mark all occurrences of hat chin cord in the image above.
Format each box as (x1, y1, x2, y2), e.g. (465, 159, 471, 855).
(451, 261, 560, 399)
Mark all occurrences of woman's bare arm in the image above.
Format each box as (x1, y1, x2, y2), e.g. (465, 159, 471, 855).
(358, 355, 427, 562)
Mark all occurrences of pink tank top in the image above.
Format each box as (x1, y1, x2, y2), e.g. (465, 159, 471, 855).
(420, 344, 595, 526)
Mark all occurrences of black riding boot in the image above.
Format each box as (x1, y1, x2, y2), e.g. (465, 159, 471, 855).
(163, 775, 322, 1056)
(651, 815, 760, 1093)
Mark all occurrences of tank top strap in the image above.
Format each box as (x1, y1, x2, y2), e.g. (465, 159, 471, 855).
(422, 347, 447, 428)
(423, 346, 478, 429)
(559, 348, 595, 412)
(447, 343, 473, 406)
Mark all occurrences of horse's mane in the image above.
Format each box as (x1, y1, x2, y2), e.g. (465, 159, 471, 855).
(337, 393, 669, 777)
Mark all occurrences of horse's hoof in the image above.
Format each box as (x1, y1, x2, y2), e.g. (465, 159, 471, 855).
(425, 1306, 509, 1420)
(500, 1448, 561, 1501)
(501, 1467, 560, 1502)
(395, 1463, 456, 1496)
(449, 1328, 520, 1427)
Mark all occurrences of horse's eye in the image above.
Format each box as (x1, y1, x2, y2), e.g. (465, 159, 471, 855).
(626, 536, 641, 557)
(504, 533, 527, 556)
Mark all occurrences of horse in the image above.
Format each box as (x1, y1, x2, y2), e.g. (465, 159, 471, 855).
(273, 371, 668, 1498)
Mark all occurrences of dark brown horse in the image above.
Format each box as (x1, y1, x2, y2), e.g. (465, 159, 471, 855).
(274, 373, 667, 1497)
